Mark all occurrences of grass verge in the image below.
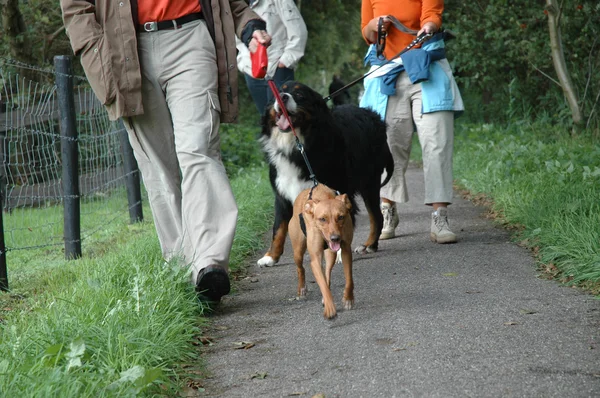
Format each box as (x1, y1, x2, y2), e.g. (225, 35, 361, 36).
(452, 121, 600, 293)
(0, 166, 273, 397)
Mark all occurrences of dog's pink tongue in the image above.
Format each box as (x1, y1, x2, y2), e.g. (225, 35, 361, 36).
(328, 241, 341, 252)
(276, 114, 290, 131)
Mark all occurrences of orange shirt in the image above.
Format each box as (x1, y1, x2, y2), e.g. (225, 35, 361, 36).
(361, 0, 443, 60)
(138, 0, 201, 24)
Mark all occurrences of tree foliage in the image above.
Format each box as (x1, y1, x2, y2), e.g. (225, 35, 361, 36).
(444, 0, 600, 131)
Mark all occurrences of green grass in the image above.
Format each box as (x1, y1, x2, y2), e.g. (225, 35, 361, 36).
(451, 121, 600, 290)
(0, 167, 273, 397)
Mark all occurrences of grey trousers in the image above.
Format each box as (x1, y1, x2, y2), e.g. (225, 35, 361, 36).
(122, 20, 238, 283)
(380, 70, 455, 205)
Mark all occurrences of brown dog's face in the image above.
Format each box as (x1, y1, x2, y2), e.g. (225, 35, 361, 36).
(304, 194, 352, 252)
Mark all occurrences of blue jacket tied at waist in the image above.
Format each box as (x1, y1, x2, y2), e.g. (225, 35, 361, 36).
(359, 33, 464, 119)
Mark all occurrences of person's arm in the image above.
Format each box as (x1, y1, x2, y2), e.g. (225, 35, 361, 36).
(230, 0, 271, 51)
(59, 0, 102, 55)
(275, 0, 308, 69)
(361, 0, 378, 44)
(420, 0, 443, 35)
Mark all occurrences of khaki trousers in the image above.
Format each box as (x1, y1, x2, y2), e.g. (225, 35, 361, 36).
(380, 71, 455, 205)
(122, 20, 238, 283)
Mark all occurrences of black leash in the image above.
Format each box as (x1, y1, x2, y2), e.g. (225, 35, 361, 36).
(323, 31, 432, 103)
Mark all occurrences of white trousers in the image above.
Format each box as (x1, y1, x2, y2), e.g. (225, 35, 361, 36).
(122, 20, 238, 283)
(380, 71, 455, 205)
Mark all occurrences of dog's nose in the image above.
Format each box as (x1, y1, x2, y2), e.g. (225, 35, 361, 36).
(330, 234, 341, 242)
(281, 93, 290, 104)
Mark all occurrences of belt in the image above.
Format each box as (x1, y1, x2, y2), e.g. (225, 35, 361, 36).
(139, 12, 203, 33)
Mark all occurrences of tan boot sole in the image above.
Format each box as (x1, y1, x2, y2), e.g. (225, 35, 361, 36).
(379, 230, 396, 240)
(430, 233, 457, 244)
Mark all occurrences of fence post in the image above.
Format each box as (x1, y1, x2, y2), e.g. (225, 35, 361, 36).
(0, 208, 7, 291)
(118, 121, 143, 223)
(0, 135, 7, 290)
(54, 55, 82, 260)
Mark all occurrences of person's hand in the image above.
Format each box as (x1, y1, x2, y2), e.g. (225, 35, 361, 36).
(365, 16, 390, 43)
(371, 16, 391, 35)
(249, 30, 271, 53)
(418, 22, 438, 37)
(278, 62, 286, 68)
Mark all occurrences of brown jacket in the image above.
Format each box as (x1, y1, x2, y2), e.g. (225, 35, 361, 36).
(60, 0, 262, 123)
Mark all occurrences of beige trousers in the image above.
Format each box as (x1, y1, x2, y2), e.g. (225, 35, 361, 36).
(380, 71, 455, 205)
(122, 20, 238, 283)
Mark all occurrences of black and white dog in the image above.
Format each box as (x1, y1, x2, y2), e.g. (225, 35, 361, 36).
(257, 81, 393, 267)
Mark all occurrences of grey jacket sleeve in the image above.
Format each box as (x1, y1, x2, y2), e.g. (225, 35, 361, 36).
(275, 0, 307, 69)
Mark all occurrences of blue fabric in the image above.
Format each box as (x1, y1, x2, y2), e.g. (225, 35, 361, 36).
(360, 32, 461, 117)
(421, 62, 454, 113)
(359, 77, 388, 119)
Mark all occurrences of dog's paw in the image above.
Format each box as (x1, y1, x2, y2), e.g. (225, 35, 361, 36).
(297, 286, 307, 298)
(323, 304, 337, 320)
(335, 251, 342, 264)
(343, 298, 354, 310)
(257, 256, 277, 267)
(365, 245, 378, 253)
(353, 244, 378, 254)
(353, 245, 367, 254)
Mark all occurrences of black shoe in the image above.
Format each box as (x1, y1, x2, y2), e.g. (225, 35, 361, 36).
(195, 266, 230, 304)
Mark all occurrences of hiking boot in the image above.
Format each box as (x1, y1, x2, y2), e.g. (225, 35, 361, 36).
(379, 202, 399, 240)
(430, 207, 457, 244)
(195, 265, 231, 304)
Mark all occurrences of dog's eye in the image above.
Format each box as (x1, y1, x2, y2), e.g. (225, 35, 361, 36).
(337, 215, 344, 221)
(319, 217, 327, 223)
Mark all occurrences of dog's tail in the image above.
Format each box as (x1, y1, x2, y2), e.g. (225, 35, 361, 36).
(380, 144, 394, 187)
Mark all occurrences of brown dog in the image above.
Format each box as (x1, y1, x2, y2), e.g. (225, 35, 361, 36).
(288, 184, 354, 320)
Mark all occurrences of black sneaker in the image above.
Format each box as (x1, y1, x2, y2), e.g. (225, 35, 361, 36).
(195, 265, 231, 303)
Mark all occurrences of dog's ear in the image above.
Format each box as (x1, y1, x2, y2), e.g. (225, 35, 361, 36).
(304, 200, 315, 216)
(336, 194, 352, 210)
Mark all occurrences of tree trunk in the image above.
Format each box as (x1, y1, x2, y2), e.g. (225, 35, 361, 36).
(545, 0, 583, 127)
(0, 0, 34, 65)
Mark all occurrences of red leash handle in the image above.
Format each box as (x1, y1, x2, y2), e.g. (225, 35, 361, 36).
(251, 43, 268, 79)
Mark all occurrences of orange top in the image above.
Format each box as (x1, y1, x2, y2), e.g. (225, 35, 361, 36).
(361, 0, 443, 60)
(138, 0, 201, 24)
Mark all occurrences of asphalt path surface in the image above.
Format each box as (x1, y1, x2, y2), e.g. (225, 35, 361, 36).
(199, 165, 600, 398)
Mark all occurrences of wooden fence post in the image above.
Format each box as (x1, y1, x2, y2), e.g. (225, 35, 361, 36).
(118, 121, 144, 223)
(54, 55, 82, 260)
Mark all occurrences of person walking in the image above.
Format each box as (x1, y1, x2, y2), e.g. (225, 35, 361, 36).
(236, 0, 307, 115)
(360, 0, 464, 243)
(59, 0, 272, 304)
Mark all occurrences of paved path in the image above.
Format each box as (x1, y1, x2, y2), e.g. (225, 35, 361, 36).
(200, 165, 600, 398)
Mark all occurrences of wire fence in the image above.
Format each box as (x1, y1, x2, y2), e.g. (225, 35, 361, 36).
(0, 56, 144, 290)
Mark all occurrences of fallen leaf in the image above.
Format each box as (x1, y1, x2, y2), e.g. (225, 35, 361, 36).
(375, 338, 394, 345)
(520, 309, 538, 315)
(312, 394, 326, 398)
(393, 341, 418, 351)
(198, 336, 214, 345)
(442, 272, 458, 277)
(504, 321, 518, 326)
(233, 341, 255, 350)
(287, 392, 306, 396)
(250, 372, 267, 379)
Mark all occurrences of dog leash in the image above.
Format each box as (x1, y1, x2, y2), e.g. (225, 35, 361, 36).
(323, 30, 436, 103)
(267, 79, 319, 188)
